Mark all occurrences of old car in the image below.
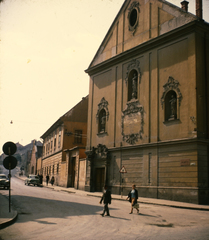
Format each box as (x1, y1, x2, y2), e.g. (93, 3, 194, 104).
(25, 175, 40, 186)
(0, 174, 10, 189)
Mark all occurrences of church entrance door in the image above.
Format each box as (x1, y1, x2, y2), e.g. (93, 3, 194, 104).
(95, 168, 105, 192)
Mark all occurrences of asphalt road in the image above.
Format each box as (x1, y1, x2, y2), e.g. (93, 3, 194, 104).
(0, 177, 209, 240)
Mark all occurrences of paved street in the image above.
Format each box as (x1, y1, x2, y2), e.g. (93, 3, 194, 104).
(0, 177, 209, 240)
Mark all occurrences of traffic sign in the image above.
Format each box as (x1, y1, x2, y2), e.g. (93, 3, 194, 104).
(2, 142, 17, 155)
(119, 166, 127, 173)
(2, 141, 17, 213)
(3, 156, 17, 170)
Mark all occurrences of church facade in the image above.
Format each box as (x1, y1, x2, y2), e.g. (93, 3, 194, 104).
(85, 0, 209, 204)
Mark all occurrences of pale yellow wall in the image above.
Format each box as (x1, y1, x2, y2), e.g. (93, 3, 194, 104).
(59, 161, 67, 187)
(42, 152, 62, 186)
(91, 69, 115, 147)
(91, 0, 196, 66)
(158, 34, 196, 141)
(42, 125, 64, 158)
(36, 157, 42, 175)
(87, 33, 197, 149)
(78, 160, 86, 190)
(85, 0, 208, 204)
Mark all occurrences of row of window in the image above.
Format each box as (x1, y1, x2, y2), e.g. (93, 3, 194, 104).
(97, 72, 180, 136)
(42, 128, 83, 157)
(43, 128, 62, 156)
(43, 163, 59, 176)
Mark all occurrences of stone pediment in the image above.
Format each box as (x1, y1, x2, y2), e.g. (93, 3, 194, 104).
(87, 0, 197, 70)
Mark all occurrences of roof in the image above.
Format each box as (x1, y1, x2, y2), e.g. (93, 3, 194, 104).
(40, 95, 89, 139)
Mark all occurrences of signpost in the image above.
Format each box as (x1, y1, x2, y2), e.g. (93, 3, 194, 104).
(119, 166, 127, 198)
(2, 142, 17, 212)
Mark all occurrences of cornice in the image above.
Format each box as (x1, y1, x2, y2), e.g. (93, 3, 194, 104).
(42, 149, 62, 161)
(85, 20, 209, 76)
(107, 137, 209, 152)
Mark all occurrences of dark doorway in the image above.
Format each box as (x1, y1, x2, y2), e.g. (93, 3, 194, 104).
(71, 157, 76, 187)
(95, 168, 105, 192)
(68, 157, 76, 187)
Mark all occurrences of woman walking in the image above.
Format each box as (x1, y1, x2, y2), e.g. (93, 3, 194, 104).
(126, 184, 139, 214)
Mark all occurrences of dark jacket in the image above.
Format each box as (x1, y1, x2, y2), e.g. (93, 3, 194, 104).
(128, 189, 138, 205)
(100, 189, 111, 204)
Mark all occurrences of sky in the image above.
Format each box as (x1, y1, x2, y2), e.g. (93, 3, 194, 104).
(0, 0, 209, 154)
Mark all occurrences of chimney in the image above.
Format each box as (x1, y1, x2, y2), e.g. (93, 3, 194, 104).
(181, 1, 189, 12)
(196, 0, 203, 19)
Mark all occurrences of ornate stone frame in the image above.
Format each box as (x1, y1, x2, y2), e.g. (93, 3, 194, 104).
(128, 1, 140, 35)
(96, 144, 109, 159)
(96, 97, 109, 134)
(161, 76, 182, 122)
(122, 100, 144, 145)
(125, 59, 141, 85)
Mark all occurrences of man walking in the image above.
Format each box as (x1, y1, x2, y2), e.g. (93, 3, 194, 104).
(100, 184, 111, 217)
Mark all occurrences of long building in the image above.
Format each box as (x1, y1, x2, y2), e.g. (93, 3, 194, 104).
(41, 96, 88, 188)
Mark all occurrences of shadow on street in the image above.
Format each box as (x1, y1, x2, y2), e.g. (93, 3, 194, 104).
(7, 194, 119, 223)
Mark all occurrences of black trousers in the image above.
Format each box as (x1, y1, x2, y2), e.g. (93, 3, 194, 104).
(102, 203, 109, 215)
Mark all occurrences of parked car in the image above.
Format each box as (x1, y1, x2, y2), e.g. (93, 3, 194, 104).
(0, 174, 10, 189)
(25, 175, 40, 186)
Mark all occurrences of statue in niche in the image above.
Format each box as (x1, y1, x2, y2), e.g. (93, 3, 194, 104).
(100, 111, 106, 133)
(169, 95, 177, 120)
(132, 73, 137, 99)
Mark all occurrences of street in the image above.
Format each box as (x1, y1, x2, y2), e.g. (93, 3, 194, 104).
(0, 177, 209, 240)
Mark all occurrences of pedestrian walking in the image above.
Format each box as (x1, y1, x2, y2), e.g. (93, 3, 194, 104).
(46, 175, 49, 186)
(126, 184, 139, 214)
(50, 176, 55, 186)
(100, 184, 111, 217)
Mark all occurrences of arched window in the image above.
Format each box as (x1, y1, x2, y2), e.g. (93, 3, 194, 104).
(128, 69, 138, 101)
(165, 90, 177, 121)
(96, 97, 109, 135)
(98, 109, 106, 133)
(161, 76, 182, 123)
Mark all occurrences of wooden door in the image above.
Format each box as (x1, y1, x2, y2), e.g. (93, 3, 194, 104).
(95, 168, 105, 192)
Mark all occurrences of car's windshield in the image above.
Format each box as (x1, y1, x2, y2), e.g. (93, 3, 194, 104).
(29, 175, 39, 179)
(0, 175, 6, 179)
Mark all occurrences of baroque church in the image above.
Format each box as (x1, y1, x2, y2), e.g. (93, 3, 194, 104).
(85, 0, 209, 204)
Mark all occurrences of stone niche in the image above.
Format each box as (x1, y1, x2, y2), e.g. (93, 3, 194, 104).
(122, 99, 144, 145)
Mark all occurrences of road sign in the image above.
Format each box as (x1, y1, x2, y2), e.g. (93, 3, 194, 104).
(2, 142, 17, 155)
(119, 166, 127, 173)
(3, 156, 17, 170)
(2, 141, 17, 213)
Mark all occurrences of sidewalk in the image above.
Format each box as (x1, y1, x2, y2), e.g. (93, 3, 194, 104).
(1, 175, 209, 229)
(0, 192, 18, 230)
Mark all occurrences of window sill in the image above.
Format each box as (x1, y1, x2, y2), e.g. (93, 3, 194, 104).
(97, 131, 108, 136)
(163, 119, 180, 125)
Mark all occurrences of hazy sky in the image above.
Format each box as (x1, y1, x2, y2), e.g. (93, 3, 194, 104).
(0, 0, 209, 153)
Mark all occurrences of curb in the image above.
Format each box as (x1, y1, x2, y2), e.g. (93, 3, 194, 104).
(87, 194, 209, 211)
(0, 193, 18, 230)
(0, 211, 18, 230)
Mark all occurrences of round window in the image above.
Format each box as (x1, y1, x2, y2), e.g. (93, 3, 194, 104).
(129, 8, 137, 27)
